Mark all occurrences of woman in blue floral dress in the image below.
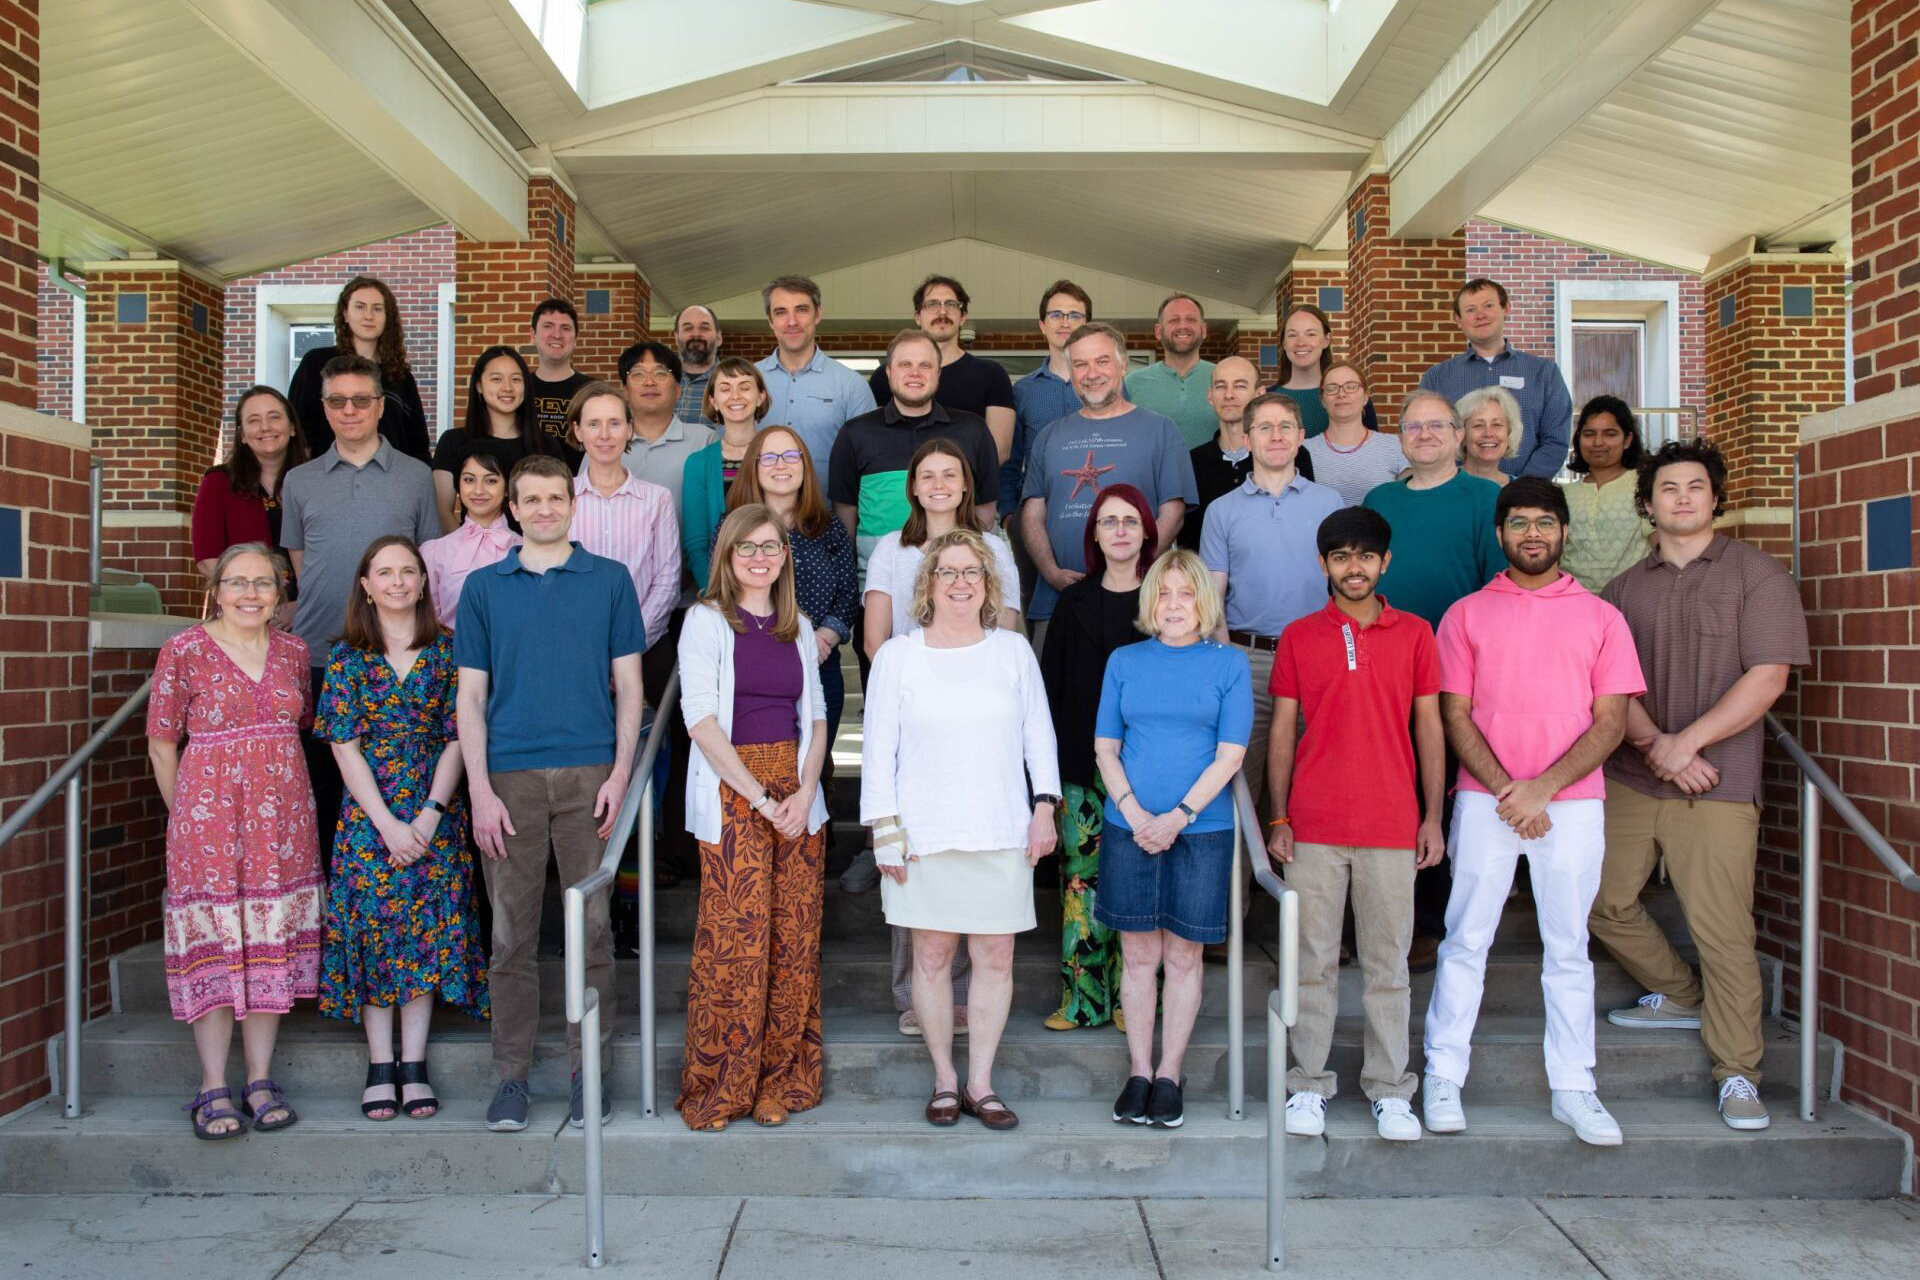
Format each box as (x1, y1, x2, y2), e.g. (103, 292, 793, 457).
(317, 535, 488, 1120)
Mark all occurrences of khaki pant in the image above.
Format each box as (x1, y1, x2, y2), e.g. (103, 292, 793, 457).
(482, 764, 615, 1082)
(1286, 842, 1417, 1101)
(1589, 781, 1764, 1084)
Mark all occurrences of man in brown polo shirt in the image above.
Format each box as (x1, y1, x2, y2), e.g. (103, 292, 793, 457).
(1589, 438, 1809, 1132)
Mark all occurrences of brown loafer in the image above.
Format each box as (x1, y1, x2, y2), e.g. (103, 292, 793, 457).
(960, 1089, 1020, 1131)
(925, 1090, 961, 1127)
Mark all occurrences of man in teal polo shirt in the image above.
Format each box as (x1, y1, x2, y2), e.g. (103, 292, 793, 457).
(455, 453, 646, 1135)
(1125, 294, 1217, 450)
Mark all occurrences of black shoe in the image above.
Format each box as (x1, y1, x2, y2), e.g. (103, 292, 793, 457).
(1112, 1075, 1151, 1125)
(1148, 1076, 1184, 1128)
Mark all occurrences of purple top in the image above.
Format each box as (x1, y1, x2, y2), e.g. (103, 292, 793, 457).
(732, 613, 802, 745)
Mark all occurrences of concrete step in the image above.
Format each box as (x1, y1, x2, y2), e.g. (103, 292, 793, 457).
(1, 1092, 1903, 1200)
(57, 1008, 1838, 1104)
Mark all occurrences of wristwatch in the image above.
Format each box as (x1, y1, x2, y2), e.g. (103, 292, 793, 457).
(422, 797, 447, 816)
(1176, 802, 1198, 825)
(1032, 793, 1062, 808)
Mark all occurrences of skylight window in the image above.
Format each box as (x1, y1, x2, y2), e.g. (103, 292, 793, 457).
(794, 41, 1125, 86)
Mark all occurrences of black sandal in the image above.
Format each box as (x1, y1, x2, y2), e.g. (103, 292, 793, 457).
(361, 1062, 398, 1121)
(184, 1087, 247, 1140)
(241, 1077, 298, 1132)
(397, 1061, 438, 1118)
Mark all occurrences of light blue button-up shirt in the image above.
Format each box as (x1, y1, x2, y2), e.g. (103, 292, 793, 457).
(1417, 341, 1572, 479)
(1198, 473, 1344, 636)
(755, 346, 877, 469)
(1002, 362, 1082, 514)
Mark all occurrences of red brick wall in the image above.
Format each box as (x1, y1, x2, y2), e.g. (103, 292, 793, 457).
(0, 420, 91, 1118)
(1276, 264, 1352, 362)
(575, 267, 651, 382)
(453, 177, 577, 387)
(224, 225, 454, 436)
(1787, 416, 1920, 1151)
(1347, 174, 1466, 428)
(1851, 0, 1920, 400)
(84, 647, 170, 1018)
(35, 262, 72, 421)
(0, 2, 36, 409)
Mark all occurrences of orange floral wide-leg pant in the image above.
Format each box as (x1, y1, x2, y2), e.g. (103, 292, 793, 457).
(676, 739, 824, 1129)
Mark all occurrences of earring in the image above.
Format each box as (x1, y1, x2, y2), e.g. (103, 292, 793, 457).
(366, 593, 374, 605)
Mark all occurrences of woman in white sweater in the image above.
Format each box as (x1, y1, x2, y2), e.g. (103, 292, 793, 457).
(862, 528, 1060, 1131)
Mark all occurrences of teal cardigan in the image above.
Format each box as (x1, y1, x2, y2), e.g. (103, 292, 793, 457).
(681, 442, 728, 591)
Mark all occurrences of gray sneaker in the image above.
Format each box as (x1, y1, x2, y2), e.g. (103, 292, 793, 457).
(570, 1072, 612, 1129)
(1607, 992, 1702, 1029)
(1717, 1076, 1771, 1130)
(839, 846, 880, 893)
(486, 1078, 530, 1131)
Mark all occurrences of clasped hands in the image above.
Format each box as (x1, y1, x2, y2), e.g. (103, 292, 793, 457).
(1634, 731, 1720, 795)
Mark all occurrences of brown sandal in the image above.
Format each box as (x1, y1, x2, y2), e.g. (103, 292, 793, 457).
(960, 1089, 1020, 1131)
(753, 1099, 788, 1127)
(924, 1090, 961, 1126)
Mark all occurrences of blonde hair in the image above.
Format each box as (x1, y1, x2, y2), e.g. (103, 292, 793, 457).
(908, 529, 1003, 630)
(700, 504, 800, 642)
(1136, 549, 1223, 638)
(1456, 385, 1524, 460)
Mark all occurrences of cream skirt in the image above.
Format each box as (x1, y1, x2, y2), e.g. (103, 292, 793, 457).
(880, 847, 1037, 934)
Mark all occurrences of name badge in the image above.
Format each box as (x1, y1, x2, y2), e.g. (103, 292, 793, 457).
(1341, 623, 1357, 672)
(1499, 375, 1526, 390)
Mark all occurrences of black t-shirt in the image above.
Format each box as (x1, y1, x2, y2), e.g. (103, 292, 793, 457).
(827, 402, 1000, 561)
(431, 428, 539, 476)
(1179, 434, 1313, 550)
(1039, 578, 1143, 786)
(526, 371, 594, 456)
(868, 351, 1015, 422)
(288, 346, 432, 465)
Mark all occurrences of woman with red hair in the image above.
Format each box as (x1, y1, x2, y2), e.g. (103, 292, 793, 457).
(1037, 484, 1159, 1030)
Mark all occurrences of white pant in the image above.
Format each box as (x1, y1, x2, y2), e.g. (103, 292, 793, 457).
(1424, 790, 1605, 1093)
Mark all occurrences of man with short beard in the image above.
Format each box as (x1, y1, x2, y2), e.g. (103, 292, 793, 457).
(672, 305, 722, 423)
(1421, 477, 1643, 1148)
(868, 275, 1016, 461)
(1125, 294, 1217, 450)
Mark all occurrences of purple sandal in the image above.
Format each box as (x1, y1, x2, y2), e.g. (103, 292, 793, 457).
(240, 1078, 298, 1132)
(184, 1087, 247, 1140)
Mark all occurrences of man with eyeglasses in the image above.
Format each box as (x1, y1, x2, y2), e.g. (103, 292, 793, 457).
(1181, 355, 1316, 552)
(1418, 278, 1573, 478)
(1001, 282, 1091, 606)
(616, 341, 713, 514)
(1124, 294, 1217, 450)
(280, 352, 442, 864)
(672, 305, 723, 423)
(1422, 477, 1642, 1147)
(1363, 390, 1505, 970)
(868, 275, 1016, 463)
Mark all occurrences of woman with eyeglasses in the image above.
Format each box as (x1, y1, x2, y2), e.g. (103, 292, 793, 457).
(676, 504, 830, 1131)
(864, 529, 1060, 1130)
(1038, 485, 1159, 1031)
(862, 438, 1021, 1038)
(288, 275, 431, 464)
(1301, 360, 1408, 506)
(146, 543, 324, 1140)
(683, 357, 773, 589)
(1274, 304, 1378, 438)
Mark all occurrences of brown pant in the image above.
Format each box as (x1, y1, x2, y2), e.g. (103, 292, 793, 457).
(1589, 780, 1765, 1083)
(1286, 842, 1417, 1101)
(481, 764, 615, 1082)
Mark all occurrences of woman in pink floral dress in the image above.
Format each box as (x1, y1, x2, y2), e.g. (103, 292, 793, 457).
(146, 543, 324, 1139)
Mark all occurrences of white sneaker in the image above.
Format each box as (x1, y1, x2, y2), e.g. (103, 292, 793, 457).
(1372, 1097, 1422, 1142)
(839, 847, 880, 893)
(1717, 1075, 1771, 1130)
(1283, 1091, 1327, 1136)
(1422, 1073, 1465, 1133)
(1551, 1090, 1623, 1146)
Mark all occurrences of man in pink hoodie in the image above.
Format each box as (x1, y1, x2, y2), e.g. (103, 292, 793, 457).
(1421, 477, 1645, 1147)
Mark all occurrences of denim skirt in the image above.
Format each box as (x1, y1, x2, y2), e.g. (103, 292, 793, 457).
(1092, 824, 1237, 944)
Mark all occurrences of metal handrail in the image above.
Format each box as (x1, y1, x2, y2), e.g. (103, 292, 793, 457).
(1225, 772, 1301, 1273)
(565, 670, 678, 1270)
(1764, 714, 1920, 1124)
(0, 677, 154, 1120)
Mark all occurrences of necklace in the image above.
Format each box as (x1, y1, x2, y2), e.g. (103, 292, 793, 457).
(744, 609, 774, 632)
(1321, 430, 1368, 455)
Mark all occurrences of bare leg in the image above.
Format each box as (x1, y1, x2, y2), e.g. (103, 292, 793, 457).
(1119, 930, 1163, 1078)
(1155, 933, 1206, 1082)
(399, 994, 435, 1114)
(361, 1003, 396, 1117)
(238, 1012, 287, 1124)
(188, 1008, 242, 1135)
(912, 929, 961, 1095)
(962, 933, 1015, 1107)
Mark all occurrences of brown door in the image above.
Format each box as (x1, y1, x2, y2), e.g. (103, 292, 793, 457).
(1570, 322, 1643, 409)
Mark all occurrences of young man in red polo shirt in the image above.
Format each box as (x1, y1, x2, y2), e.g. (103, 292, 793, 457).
(1267, 506, 1446, 1142)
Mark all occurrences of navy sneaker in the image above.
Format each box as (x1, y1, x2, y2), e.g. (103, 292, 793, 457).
(570, 1073, 613, 1129)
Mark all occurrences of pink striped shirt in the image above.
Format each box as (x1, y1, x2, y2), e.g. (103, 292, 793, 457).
(420, 515, 521, 629)
(571, 469, 681, 646)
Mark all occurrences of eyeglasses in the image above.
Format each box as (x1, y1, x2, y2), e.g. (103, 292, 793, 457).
(1045, 310, 1088, 323)
(758, 450, 803, 467)
(733, 540, 787, 559)
(933, 566, 985, 584)
(1504, 515, 1561, 535)
(1401, 419, 1454, 436)
(920, 299, 965, 312)
(1322, 381, 1365, 397)
(218, 577, 278, 594)
(321, 394, 379, 411)
(628, 368, 677, 384)
(1095, 515, 1142, 531)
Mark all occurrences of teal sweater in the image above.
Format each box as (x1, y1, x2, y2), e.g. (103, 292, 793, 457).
(680, 442, 728, 591)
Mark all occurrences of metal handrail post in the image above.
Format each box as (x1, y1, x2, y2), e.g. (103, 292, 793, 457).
(1227, 806, 1244, 1120)
(637, 776, 657, 1118)
(1266, 888, 1299, 1273)
(563, 887, 605, 1268)
(1800, 778, 1821, 1124)
(63, 776, 84, 1119)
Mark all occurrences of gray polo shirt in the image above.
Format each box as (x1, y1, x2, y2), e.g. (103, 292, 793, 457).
(1199, 474, 1344, 636)
(621, 417, 715, 514)
(280, 440, 441, 664)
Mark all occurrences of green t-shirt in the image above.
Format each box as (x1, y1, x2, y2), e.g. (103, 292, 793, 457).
(1362, 470, 1505, 629)
(1124, 360, 1218, 450)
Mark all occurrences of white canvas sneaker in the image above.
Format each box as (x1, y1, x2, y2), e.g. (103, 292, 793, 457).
(1422, 1073, 1465, 1133)
(1551, 1090, 1623, 1146)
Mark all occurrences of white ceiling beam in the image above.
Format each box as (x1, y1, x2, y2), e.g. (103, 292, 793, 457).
(1324, 0, 1421, 114)
(182, 0, 530, 241)
(1386, 0, 1719, 238)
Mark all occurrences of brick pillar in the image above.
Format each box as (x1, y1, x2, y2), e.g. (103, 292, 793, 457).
(1346, 174, 1466, 428)
(1275, 251, 1352, 359)
(0, 3, 35, 409)
(1702, 250, 1846, 561)
(453, 175, 578, 381)
(573, 264, 651, 381)
(82, 260, 225, 617)
(1852, 0, 1920, 400)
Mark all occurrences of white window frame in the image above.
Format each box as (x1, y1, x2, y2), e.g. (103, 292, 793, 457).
(253, 285, 337, 389)
(1553, 279, 1681, 414)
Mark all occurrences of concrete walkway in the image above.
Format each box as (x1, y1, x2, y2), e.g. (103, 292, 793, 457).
(2, 1194, 1917, 1279)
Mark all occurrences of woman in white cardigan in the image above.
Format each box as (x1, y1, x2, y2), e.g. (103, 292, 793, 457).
(863, 528, 1061, 1131)
(677, 503, 830, 1132)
